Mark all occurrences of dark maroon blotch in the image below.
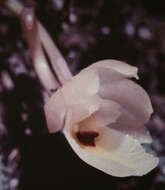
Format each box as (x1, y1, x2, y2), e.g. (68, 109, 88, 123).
(76, 131, 99, 147)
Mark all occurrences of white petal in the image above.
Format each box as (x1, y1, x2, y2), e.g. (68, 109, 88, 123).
(95, 126, 158, 176)
(109, 107, 152, 143)
(70, 96, 100, 124)
(44, 89, 66, 133)
(62, 69, 99, 103)
(45, 68, 101, 133)
(61, 69, 101, 123)
(99, 79, 153, 124)
(94, 99, 122, 126)
(63, 115, 158, 177)
(109, 123, 152, 144)
(86, 59, 139, 79)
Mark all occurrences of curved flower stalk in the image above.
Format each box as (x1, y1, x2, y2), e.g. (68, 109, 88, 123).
(20, 8, 59, 95)
(45, 59, 159, 177)
(4, 0, 72, 95)
(20, 7, 72, 95)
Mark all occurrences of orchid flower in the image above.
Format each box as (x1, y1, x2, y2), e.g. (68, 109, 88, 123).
(4, 0, 158, 177)
(44, 59, 159, 177)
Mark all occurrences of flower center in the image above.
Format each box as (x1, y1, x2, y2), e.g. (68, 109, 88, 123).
(76, 131, 99, 147)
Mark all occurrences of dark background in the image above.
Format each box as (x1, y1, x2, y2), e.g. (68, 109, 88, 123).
(0, 0, 165, 189)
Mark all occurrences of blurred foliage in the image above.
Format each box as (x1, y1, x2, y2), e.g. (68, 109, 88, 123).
(0, 159, 10, 190)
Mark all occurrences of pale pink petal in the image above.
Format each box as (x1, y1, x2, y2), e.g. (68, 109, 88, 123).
(69, 96, 100, 124)
(94, 99, 122, 126)
(45, 70, 101, 134)
(99, 79, 153, 124)
(98, 67, 128, 85)
(62, 69, 99, 103)
(109, 107, 152, 143)
(109, 123, 152, 144)
(44, 89, 66, 133)
(60, 69, 101, 123)
(86, 59, 139, 79)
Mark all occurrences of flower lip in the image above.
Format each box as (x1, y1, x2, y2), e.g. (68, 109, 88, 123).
(76, 131, 99, 147)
